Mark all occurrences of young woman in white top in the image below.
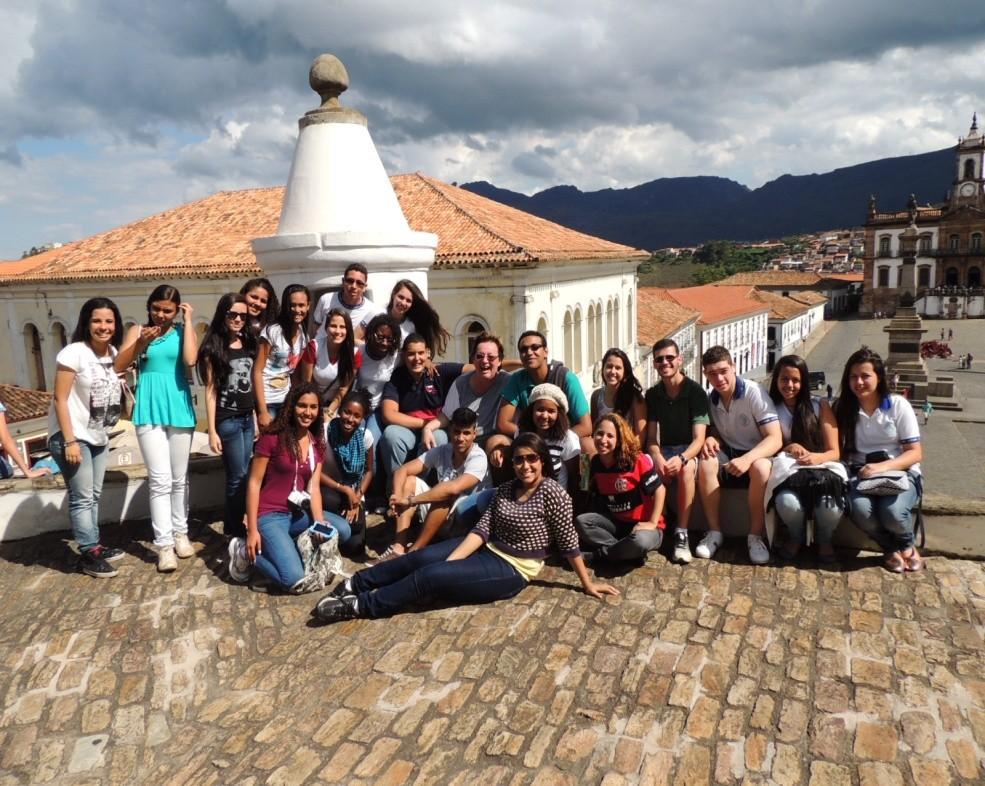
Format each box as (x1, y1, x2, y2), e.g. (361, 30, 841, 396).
(48, 298, 125, 578)
(589, 348, 646, 443)
(302, 308, 358, 418)
(385, 279, 451, 357)
(835, 348, 924, 573)
(253, 284, 312, 428)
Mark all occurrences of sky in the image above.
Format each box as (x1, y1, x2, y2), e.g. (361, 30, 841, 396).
(3, 0, 985, 259)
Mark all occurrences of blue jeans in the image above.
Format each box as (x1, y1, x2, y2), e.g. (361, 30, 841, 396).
(774, 490, 844, 546)
(255, 509, 352, 589)
(350, 537, 525, 618)
(381, 424, 448, 489)
(847, 477, 921, 552)
(451, 487, 496, 531)
(49, 432, 107, 552)
(216, 413, 254, 537)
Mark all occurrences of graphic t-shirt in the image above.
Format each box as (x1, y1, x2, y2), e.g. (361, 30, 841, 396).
(47, 342, 122, 446)
(590, 452, 662, 525)
(260, 324, 309, 405)
(216, 346, 255, 421)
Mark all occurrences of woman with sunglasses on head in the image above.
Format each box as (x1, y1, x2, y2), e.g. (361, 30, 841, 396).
(302, 308, 359, 418)
(590, 348, 646, 443)
(386, 279, 451, 357)
(196, 294, 257, 539)
(239, 278, 278, 337)
(253, 284, 312, 429)
(48, 298, 124, 578)
(314, 432, 618, 623)
(115, 285, 198, 573)
(835, 347, 924, 573)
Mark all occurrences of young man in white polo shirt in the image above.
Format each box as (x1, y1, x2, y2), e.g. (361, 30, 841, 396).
(312, 263, 384, 340)
(696, 346, 782, 564)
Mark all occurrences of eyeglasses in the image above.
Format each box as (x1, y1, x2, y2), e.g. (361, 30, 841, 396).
(225, 311, 248, 321)
(373, 332, 395, 343)
(343, 277, 367, 288)
(519, 343, 544, 354)
(474, 353, 500, 361)
(654, 354, 678, 364)
(512, 453, 541, 466)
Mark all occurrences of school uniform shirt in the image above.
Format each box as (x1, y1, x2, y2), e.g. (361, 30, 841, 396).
(502, 367, 590, 422)
(255, 433, 326, 517)
(708, 377, 779, 453)
(354, 350, 398, 412)
(441, 371, 510, 440)
(46, 342, 122, 446)
(312, 291, 383, 332)
(590, 452, 662, 525)
(420, 442, 490, 490)
(850, 394, 921, 475)
(260, 324, 309, 405)
(382, 362, 465, 421)
(644, 375, 711, 447)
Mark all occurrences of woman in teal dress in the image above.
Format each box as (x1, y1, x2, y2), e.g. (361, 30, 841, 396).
(115, 285, 199, 572)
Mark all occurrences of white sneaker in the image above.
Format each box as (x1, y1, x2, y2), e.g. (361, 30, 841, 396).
(672, 530, 693, 564)
(748, 535, 770, 565)
(227, 537, 251, 583)
(157, 546, 178, 573)
(694, 531, 723, 560)
(173, 533, 194, 559)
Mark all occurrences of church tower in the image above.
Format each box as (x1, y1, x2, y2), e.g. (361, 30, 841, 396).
(953, 113, 985, 207)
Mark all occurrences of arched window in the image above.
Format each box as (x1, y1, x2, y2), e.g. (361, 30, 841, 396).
(918, 234, 932, 254)
(946, 267, 960, 286)
(23, 323, 45, 391)
(573, 306, 583, 372)
(536, 314, 548, 342)
(585, 304, 595, 366)
(917, 266, 931, 287)
(613, 298, 620, 346)
(625, 293, 633, 348)
(969, 267, 982, 288)
(563, 310, 574, 368)
(972, 233, 983, 252)
(593, 302, 603, 362)
(878, 236, 891, 256)
(877, 267, 890, 288)
(964, 158, 976, 180)
(454, 315, 490, 361)
(606, 298, 615, 349)
(949, 234, 960, 251)
(51, 322, 68, 351)
(465, 320, 487, 359)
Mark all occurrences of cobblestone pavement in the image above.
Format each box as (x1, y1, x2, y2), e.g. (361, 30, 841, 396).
(1, 523, 983, 785)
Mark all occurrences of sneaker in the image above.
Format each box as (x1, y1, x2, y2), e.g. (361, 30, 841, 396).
(375, 544, 406, 563)
(694, 531, 723, 560)
(80, 548, 118, 578)
(157, 546, 178, 573)
(326, 579, 355, 600)
(748, 535, 770, 565)
(313, 595, 361, 624)
(227, 537, 251, 583)
(89, 545, 125, 563)
(672, 531, 692, 564)
(173, 533, 194, 559)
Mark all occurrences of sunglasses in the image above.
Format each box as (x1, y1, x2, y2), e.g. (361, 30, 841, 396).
(512, 453, 541, 466)
(654, 354, 678, 364)
(519, 343, 544, 354)
(343, 277, 367, 288)
(225, 311, 248, 321)
(474, 353, 500, 361)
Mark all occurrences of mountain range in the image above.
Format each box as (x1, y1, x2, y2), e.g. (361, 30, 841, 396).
(461, 147, 956, 250)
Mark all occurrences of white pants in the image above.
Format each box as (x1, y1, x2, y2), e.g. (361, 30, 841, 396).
(136, 425, 193, 547)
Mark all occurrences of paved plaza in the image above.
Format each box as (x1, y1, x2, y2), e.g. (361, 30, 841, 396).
(0, 315, 984, 785)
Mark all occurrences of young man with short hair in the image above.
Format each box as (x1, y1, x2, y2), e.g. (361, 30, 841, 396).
(383, 408, 489, 559)
(312, 263, 384, 340)
(644, 338, 709, 564)
(696, 346, 782, 565)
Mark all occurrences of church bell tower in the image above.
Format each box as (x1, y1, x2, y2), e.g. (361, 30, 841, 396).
(953, 113, 985, 207)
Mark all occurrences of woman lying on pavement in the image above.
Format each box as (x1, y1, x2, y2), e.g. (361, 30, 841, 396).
(313, 432, 619, 623)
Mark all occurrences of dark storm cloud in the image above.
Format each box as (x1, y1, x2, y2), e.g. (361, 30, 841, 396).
(512, 150, 557, 180)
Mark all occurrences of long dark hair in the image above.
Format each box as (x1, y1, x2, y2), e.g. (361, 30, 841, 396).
(600, 348, 644, 417)
(239, 277, 278, 329)
(518, 396, 571, 441)
(276, 284, 311, 347)
(388, 279, 451, 357)
(321, 308, 357, 393)
(363, 313, 401, 360)
(263, 382, 325, 461)
(769, 354, 821, 451)
(72, 297, 124, 348)
(512, 432, 556, 481)
(834, 347, 891, 459)
(144, 285, 180, 327)
(196, 293, 257, 386)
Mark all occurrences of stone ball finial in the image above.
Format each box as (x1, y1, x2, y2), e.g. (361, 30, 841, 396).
(309, 54, 349, 109)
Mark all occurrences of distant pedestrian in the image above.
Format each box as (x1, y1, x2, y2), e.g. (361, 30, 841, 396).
(940, 328, 945, 341)
(922, 400, 933, 425)
(892, 372, 900, 392)
(968, 353, 974, 369)
(958, 354, 965, 369)
(826, 383, 833, 401)
(948, 328, 953, 341)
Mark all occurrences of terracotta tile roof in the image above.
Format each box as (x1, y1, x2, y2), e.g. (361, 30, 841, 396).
(750, 289, 812, 320)
(715, 271, 822, 287)
(819, 273, 863, 282)
(393, 174, 647, 268)
(0, 384, 52, 423)
(786, 290, 829, 306)
(659, 285, 769, 326)
(637, 288, 701, 346)
(0, 174, 646, 284)
(0, 257, 52, 277)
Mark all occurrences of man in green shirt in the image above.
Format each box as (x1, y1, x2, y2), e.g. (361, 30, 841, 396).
(644, 338, 710, 564)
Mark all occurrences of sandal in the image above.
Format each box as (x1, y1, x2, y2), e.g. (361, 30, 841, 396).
(901, 548, 925, 572)
(884, 551, 906, 573)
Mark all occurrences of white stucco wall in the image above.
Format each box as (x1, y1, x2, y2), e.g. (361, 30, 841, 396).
(698, 310, 769, 386)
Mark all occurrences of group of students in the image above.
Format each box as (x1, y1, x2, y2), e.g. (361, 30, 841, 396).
(36, 263, 926, 625)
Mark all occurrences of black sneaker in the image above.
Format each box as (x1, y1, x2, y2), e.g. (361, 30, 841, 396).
(314, 595, 360, 623)
(80, 548, 118, 578)
(327, 579, 354, 600)
(89, 545, 125, 563)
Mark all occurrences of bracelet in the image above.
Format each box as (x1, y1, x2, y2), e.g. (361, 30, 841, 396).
(64, 440, 79, 447)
